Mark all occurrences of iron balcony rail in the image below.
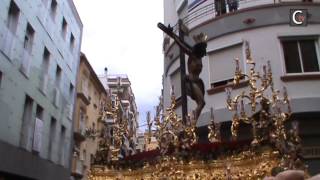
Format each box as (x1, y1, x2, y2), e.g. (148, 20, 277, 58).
(183, 2, 215, 26)
(182, 0, 314, 27)
(164, 0, 317, 52)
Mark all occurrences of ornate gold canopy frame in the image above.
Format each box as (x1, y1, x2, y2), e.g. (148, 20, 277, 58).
(88, 41, 307, 179)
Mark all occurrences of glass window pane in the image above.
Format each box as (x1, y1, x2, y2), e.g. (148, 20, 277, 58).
(282, 41, 302, 73)
(300, 40, 319, 72)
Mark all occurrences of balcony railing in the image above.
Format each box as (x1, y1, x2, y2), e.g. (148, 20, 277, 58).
(302, 146, 320, 159)
(104, 117, 115, 124)
(77, 81, 90, 105)
(182, 0, 319, 28)
(74, 118, 86, 142)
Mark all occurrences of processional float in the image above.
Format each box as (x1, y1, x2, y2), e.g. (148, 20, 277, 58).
(88, 22, 307, 179)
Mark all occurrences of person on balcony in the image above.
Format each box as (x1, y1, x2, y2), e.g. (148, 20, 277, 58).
(215, 0, 227, 16)
(227, 0, 239, 12)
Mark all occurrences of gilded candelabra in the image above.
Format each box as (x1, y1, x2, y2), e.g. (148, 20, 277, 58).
(149, 87, 198, 155)
(225, 41, 305, 171)
(208, 107, 221, 143)
(92, 94, 133, 163)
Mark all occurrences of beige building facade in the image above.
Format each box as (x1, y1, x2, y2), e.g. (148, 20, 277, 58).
(72, 53, 110, 180)
(136, 131, 159, 153)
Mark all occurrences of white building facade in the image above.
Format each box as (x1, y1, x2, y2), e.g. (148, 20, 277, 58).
(0, 0, 82, 179)
(99, 73, 139, 156)
(162, 0, 320, 175)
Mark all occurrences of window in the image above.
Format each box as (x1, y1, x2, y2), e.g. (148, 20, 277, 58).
(20, 95, 34, 150)
(110, 127, 114, 145)
(90, 154, 94, 164)
(42, 47, 50, 74)
(61, 17, 67, 40)
(36, 105, 44, 120)
(20, 23, 34, 76)
(33, 105, 44, 153)
(209, 43, 243, 88)
(55, 65, 62, 87)
(70, 33, 75, 50)
(7, 0, 20, 33)
(282, 39, 319, 73)
(111, 100, 115, 108)
(170, 68, 181, 97)
(24, 23, 35, 53)
(50, 0, 57, 21)
(69, 83, 74, 97)
(92, 122, 96, 130)
(48, 117, 56, 160)
(82, 149, 86, 161)
(39, 47, 50, 94)
(0, 71, 2, 87)
(59, 126, 66, 165)
(79, 108, 85, 130)
(80, 109, 85, 121)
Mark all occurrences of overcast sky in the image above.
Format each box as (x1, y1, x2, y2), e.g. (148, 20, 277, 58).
(73, 1, 164, 132)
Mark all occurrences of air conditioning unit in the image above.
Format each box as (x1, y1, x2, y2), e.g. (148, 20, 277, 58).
(53, 87, 60, 107)
(39, 74, 49, 95)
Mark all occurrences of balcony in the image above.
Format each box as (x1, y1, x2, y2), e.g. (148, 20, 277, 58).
(74, 119, 85, 142)
(302, 146, 320, 159)
(182, 0, 320, 29)
(104, 117, 115, 124)
(71, 156, 84, 179)
(77, 81, 90, 105)
(121, 100, 130, 106)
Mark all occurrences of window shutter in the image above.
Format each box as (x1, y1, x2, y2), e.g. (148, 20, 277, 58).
(170, 68, 181, 97)
(209, 44, 243, 83)
(32, 118, 43, 152)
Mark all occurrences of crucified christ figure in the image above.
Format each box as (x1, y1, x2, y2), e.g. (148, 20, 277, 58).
(158, 23, 207, 120)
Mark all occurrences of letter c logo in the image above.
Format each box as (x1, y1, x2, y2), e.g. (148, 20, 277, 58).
(292, 10, 303, 25)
